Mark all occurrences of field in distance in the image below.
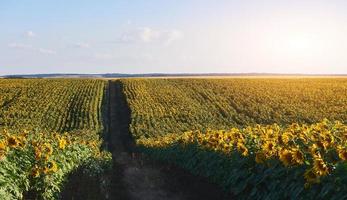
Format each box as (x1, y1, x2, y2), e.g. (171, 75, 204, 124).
(1, 77, 347, 199)
(121, 77, 347, 200)
(122, 78, 347, 138)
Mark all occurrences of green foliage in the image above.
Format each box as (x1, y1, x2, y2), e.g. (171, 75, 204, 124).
(140, 142, 347, 200)
(122, 78, 347, 138)
(0, 79, 106, 133)
(0, 79, 111, 199)
(0, 130, 111, 200)
(122, 78, 347, 199)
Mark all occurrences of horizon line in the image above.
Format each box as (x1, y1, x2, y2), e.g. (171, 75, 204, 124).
(1, 72, 347, 77)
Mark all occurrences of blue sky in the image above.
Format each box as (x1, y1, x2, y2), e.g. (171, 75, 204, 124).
(1, 0, 347, 75)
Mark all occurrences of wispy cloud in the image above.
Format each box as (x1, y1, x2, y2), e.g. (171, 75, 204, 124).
(26, 31, 36, 38)
(164, 29, 184, 45)
(139, 27, 161, 42)
(116, 27, 184, 45)
(8, 42, 56, 55)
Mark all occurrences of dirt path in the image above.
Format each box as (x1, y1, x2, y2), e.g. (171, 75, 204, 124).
(107, 80, 230, 200)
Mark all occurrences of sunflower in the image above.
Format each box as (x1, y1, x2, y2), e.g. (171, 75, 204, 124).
(279, 149, 293, 166)
(31, 141, 39, 148)
(31, 165, 40, 178)
(0, 140, 7, 159)
(43, 143, 53, 155)
(298, 133, 308, 144)
(34, 147, 42, 160)
(313, 157, 329, 176)
(322, 134, 334, 149)
(262, 141, 276, 157)
(281, 132, 293, 144)
(59, 138, 67, 149)
(7, 136, 19, 148)
(292, 148, 305, 165)
(338, 148, 347, 161)
(309, 144, 320, 158)
(17, 136, 27, 148)
(236, 142, 248, 156)
(0, 151, 5, 159)
(0, 140, 6, 151)
(316, 141, 326, 150)
(224, 135, 233, 143)
(43, 161, 58, 174)
(21, 129, 29, 137)
(43, 154, 50, 162)
(222, 144, 231, 153)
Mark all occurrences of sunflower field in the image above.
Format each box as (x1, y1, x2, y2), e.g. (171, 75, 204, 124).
(0, 79, 111, 199)
(122, 78, 347, 199)
(0, 129, 111, 200)
(0, 79, 106, 132)
(122, 78, 347, 138)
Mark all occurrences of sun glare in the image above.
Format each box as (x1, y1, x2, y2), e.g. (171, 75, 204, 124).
(266, 30, 323, 60)
(286, 34, 313, 52)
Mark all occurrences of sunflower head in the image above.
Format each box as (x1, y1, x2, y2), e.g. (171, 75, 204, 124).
(0, 140, 7, 151)
(281, 132, 293, 144)
(316, 141, 326, 150)
(309, 144, 320, 157)
(313, 157, 329, 176)
(222, 144, 231, 153)
(262, 141, 276, 157)
(59, 138, 67, 149)
(31, 165, 40, 178)
(338, 149, 347, 161)
(236, 142, 248, 157)
(292, 148, 305, 165)
(7, 136, 19, 148)
(279, 149, 293, 166)
(323, 133, 334, 144)
(43, 161, 58, 174)
(43, 143, 53, 155)
(34, 148, 42, 160)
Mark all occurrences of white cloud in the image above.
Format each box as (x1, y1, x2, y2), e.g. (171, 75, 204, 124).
(164, 29, 184, 45)
(73, 42, 90, 48)
(8, 42, 56, 55)
(117, 27, 184, 45)
(139, 27, 161, 42)
(26, 31, 36, 38)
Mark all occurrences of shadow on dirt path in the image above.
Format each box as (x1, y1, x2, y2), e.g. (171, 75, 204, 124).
(107, 80, 232, 200)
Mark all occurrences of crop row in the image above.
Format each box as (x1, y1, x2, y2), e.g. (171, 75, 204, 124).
(122, 78, 347, 139)
(0, 79, 110, 199)
(122, 78, 347, 199)
(0, 79, 106, 133)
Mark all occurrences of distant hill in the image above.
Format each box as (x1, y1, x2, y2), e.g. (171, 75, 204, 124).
(1, 73, 347, 78)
